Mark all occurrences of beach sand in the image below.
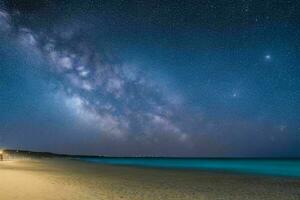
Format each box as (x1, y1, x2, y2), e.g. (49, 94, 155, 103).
(1, 158, 300, 200)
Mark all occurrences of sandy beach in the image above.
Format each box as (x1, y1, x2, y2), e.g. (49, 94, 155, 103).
(0, 158, 300, 200)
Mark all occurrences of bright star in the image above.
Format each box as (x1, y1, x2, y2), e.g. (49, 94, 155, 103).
(265, 54, 271, 61)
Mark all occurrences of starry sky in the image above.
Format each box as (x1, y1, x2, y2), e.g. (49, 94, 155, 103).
(0, 0, 300, 157)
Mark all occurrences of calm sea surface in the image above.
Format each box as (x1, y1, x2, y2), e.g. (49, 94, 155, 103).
(78, 157, 300, 178)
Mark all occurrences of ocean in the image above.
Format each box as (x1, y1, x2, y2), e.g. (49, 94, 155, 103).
(78, 157, 300, 178)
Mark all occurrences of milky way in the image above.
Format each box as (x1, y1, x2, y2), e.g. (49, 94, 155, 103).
(1, 1, 300, 156)
(0, 6, 192, 156)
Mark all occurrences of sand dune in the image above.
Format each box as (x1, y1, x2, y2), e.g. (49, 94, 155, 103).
(1, 158, 300, 200)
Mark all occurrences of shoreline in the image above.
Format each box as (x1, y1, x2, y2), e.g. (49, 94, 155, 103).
(3, 148, 300, 159)
(1, 158, 300, 200)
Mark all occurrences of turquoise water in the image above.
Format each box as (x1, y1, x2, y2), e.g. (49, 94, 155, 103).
(78, 157, 300, 178)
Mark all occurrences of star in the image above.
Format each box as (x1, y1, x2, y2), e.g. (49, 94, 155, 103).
(231, 91, 239, 98)
(265, 54, 271, 61)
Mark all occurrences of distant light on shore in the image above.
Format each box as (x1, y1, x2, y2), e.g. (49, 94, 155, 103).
(0, 150, 3, 161)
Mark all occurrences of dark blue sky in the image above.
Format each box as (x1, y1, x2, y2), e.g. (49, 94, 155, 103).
(0, 0, 300, 156)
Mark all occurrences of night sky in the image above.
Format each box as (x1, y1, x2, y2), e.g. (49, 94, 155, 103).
(1, 0, 300, 157)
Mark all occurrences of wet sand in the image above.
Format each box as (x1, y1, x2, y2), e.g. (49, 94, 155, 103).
(0, 158, 300, 200)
